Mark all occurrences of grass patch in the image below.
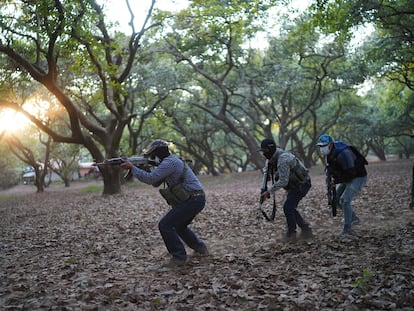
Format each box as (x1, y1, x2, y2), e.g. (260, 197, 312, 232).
(0, 194, 13, 201)
(199, 173, 239, 186)
(79, 184, 103, 193)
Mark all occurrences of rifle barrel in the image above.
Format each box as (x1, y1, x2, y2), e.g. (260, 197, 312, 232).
(95, 156, 155, 167)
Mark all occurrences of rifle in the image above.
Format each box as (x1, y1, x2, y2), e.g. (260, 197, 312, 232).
(326, 174, 337, 217)
(257, 159, 276, 221)
(410, 165, 414, 209)
(411, 135, 414, 209)
(95, 156, 157, 180)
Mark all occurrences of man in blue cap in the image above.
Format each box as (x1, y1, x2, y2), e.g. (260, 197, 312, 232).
(316, 134, 368, 237)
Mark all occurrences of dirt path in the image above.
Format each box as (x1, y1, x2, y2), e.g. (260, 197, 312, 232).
(0, 179, 103, 195)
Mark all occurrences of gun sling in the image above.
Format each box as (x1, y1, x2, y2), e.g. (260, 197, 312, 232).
(259, 162, 276, 221)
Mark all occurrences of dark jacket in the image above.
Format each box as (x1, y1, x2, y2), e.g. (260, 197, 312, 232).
(326, 141, 367, 183)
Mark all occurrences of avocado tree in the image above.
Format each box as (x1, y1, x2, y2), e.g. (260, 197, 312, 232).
(0, 0, 160, 194)
(246, 18, 355, 167)
(310, 0, 414, 89)
(154, 0, 282, 170)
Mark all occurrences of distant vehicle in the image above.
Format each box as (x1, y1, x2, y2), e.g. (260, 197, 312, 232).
(22, 166, 35, 185)
(78, 162, 101, 179)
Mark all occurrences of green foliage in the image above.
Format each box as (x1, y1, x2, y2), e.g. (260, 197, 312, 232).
(1, 0, 413, 184)
(0, 167, 20, 189)
(79, 184, 103, 193)
(352, 268, 373, 293)
(0, 143, 20, 189)
(310, 0, 414, 89)
(159, 0, 280, 61)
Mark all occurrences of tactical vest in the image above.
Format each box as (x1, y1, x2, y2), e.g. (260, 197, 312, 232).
(269, 149, 309, 190)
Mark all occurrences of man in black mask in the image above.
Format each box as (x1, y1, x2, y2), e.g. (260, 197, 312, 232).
(259, 138, 313, 242)
(121, 139, 208, 268)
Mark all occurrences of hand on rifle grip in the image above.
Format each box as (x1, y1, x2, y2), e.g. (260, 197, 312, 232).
(260, 190, 270, 202)
(120, 160, 133, 170)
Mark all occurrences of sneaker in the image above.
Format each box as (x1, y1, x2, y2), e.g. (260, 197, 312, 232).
(338, 223, 353, 237)
(161, 257, 187, 268)
(299, 227, 314, 240)
(147, 257, 187, 271)
(342, 215, 360, 225)
(338, 228, 353, 238)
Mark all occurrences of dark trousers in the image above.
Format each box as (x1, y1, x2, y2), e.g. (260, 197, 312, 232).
(283, 180, 311, 234)
(158, 195, 206, 261)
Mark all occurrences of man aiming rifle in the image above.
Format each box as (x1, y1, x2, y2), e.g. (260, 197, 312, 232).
(119, 139, 208, 269)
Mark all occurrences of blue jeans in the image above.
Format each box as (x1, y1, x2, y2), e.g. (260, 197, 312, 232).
(284, 180, 311, 234)
(336, 176, 367, 231)
(158, 195, 206, 261)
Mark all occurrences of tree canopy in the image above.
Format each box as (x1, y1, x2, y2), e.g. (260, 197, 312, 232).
(0, 0, 413, 193)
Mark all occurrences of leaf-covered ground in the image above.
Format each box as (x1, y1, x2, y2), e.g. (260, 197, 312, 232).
(1, 160, 413, 310)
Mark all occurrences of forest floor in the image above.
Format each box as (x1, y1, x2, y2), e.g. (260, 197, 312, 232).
(0, 159, 413, 310)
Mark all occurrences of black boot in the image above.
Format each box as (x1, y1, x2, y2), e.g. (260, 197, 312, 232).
(299, 225, 313, 240)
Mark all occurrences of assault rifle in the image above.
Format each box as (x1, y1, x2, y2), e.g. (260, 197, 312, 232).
(326, 174, 337, 217)
(94, 156, 157, 180)
(257, 159, 276, 221)
(411, 134, 414, 209)
(410, 165, 414, 209)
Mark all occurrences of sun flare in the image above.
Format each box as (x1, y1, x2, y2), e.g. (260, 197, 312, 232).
(0, 109, 30, 134)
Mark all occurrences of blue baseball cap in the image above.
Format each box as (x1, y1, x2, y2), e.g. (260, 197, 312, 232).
(316, 134, 333, 146)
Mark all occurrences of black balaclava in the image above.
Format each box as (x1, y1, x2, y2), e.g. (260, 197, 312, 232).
(153, 146, 170, 161)
(260, 138, 277, 160)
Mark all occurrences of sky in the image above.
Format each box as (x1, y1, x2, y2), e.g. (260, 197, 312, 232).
(102, 0, 310, 34)
(101, 0, 372, 54)
(102, 0, 190, 33)
(101, 0, 311, 50)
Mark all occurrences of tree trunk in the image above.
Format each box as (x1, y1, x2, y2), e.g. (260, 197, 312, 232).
(63, 178, 71, 187)
(368, 143, 387, 161)
(35, 173, 44, 193)
(100, 166, 122, 195)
